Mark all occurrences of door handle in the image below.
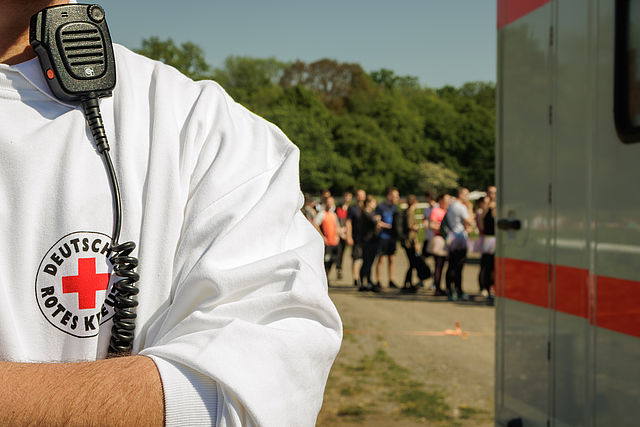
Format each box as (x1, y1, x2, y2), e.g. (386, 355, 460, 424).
(497, 218, 522, 231)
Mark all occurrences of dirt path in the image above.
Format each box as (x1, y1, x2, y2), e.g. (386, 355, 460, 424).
(318, 248, 495, 426)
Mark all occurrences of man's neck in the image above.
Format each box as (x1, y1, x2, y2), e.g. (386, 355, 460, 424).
(0, 1, 68, 65)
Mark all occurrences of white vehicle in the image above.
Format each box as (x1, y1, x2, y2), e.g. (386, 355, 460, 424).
(496, 0, 640, 426)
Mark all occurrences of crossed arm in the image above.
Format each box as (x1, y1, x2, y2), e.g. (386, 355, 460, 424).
(0, 355, 164, 426)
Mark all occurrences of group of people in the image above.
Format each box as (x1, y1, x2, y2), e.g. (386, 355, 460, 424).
(421, 186, 497, 301)
(303, 185, 497, 301)
(304, 187, 400, 292)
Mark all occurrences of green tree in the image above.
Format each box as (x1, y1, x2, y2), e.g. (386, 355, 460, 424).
(260, 86, 346, 193)
(370, 68, 420, 93)
(333, 114, 412, 194)
(135, 37, 496, 194)
(212, 56, 288, 103)
(416, 162, 459, 195)
(135, 37, 211, 80)
(280, 59, 372, 113)
(458, 81, 496, 110)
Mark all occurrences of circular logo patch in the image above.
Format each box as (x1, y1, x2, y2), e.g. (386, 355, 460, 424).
(35, 231, 116, 338)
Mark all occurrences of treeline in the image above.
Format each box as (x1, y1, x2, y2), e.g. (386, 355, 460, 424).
(136, 37, 495, 195)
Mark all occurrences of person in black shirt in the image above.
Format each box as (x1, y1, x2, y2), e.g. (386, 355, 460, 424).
(359, 196, 381, 292)
(346, 189, 367, 287)
(479, 186, 497, 303)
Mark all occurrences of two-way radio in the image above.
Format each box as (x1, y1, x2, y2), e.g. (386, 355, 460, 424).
(30, 4, 139, 357)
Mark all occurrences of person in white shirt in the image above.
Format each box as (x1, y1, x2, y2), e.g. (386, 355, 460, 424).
(0, 1, 342, 425)
(445, 187, 473, 301)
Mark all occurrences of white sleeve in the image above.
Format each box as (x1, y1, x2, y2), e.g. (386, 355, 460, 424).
(459, 203, 470, 220)
(451, 202, 467, 220)
(139, 82, 342, 426)
(314, 211, 326, 227)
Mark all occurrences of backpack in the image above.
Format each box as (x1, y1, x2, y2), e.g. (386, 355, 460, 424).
(439, 211, 451, 241)
(402, 209, 411, 239)
(392, 209, 409, 241)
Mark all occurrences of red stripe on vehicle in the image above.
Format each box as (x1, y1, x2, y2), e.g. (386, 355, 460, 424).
(497, 0, 551, 29)
(498, 257, 640, 339)
(597, 276, 640, 338)
(555, 265, 589, 319)
(495, 256, 503, 296)
(502, 258, 548, 308)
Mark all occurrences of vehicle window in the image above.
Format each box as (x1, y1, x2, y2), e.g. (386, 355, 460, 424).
(615, 0, 640, 142)
(625, 1, 640, 126)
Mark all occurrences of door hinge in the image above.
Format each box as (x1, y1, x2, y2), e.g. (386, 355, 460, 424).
(548, 105, 553, 125)
(548, 183, 552, 204)
(548, 263, 552, 283)
(547, 420, 551, 427)
(549, 25, 554, 47)
(547, 341, 551, 361)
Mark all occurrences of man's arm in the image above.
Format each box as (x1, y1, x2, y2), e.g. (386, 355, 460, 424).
(462, 206, 474, 233)
(313, 211, 327, 243)
(346, 218, 354, 246)
(428, 211, 441, 231)
(374, 206, 392, 230)
(0, 356, 163, 426)
(378, 218, 392, 230)
(134, 80, 341, 426)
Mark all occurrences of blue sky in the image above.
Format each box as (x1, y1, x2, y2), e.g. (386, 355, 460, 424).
(96, 0, 496, 88)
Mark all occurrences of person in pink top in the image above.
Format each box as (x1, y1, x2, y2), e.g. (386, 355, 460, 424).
(334, 191, 352, 280)
(427, 194, 450, 296)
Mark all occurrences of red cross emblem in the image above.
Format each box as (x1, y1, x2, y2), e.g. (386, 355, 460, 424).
(62, 258, 110, 310)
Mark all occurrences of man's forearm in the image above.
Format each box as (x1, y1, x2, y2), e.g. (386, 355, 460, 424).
(346, 220, 353, 244)
(0, 355, 164, 426)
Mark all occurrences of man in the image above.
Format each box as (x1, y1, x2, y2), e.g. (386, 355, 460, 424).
(0, 1, 342, 425)
(315, 188, 331, 213)
(445, 187, 474, 301)
(400, 194, 422, 292)
(302, 192, 318, 222)
(375, 187, 400, 289)
(421, 190, 436, 258)
(346, 188, 366, 287)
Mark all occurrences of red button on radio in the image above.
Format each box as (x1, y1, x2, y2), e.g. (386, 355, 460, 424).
(46, 69, 54, 80)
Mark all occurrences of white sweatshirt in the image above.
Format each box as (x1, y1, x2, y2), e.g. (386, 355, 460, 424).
(0, 44, 342, 426)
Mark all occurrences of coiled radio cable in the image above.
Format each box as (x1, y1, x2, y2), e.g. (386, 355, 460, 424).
(83, 94, 139, 357)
